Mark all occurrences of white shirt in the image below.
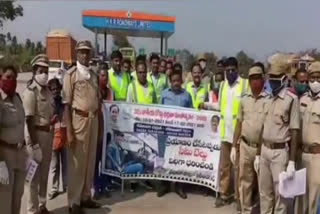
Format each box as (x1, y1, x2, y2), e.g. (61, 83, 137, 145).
(223, 78, 241, 143)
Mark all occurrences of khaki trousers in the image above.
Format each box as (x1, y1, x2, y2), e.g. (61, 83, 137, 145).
(219, 141, 239, 200)
(26, 130, 53, 214)
(239, 141, 259, 214)
(0, 144, 27, 214)
(68, 113, 98, 206)
(259, 144, 288, 214)
(295, 153, 320, 214)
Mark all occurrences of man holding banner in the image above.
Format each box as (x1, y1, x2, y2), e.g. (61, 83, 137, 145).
(158, 67, 193, 199)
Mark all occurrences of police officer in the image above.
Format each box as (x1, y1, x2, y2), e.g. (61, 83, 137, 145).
(259, 56, 300, 214)
(230, 66, 269, 214)
(185, 63, 209, 109)
(108, 50, 130, 101)
(63, 41, 101, 214)
(0, 65, 26, 214)
(127, 61, 157, 104)
(295, 61, 320, 214)
(23, 54, 54, 214)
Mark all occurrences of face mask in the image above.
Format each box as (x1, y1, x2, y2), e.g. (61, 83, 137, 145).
(226, 71, 238, 85)
(99, 77, 107, 89)
(34, 73, 48, 86)
(309, 81, 320, 94)
(199, 61, 206, 70)
(1, 79, 17, 96)
(269, 76, 287, 95)
(250, 79, 264, 95)
(295, 83, 308, 96)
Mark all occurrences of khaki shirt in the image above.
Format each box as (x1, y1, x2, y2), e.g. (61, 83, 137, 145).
(238, 91, 270, 143)
(62, 67, 99, 113)
(0, 90, 25, 144)
(300, 92, 320, 145)
(262, 88, 300, 143)
(23, 81, 53, 126)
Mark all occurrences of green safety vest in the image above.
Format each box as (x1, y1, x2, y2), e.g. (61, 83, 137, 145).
(108, 68, 130, 101)
(219, 78, 248, 140)
(185, 82, 209, 109)
(147, 73, 168, 103)
(131, 80, 156, 104)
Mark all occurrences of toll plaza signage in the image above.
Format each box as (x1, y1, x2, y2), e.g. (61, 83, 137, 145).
(106, 18, 152, 30)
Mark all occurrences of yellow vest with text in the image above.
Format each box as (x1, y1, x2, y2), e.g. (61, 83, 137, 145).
(131, 80, 156, 104)
(108, 68, 130, 101)
(147, 73, 168, 104)
(219, 78, 248, 140)
(185, 82, 209, 109)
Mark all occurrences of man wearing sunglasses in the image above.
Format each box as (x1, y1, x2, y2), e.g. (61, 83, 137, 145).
(215, 57, 248, 210)
(259, 57, 300, 214)
(295, 62, 320, 214)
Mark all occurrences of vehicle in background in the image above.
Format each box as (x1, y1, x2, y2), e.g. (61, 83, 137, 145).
(48, 60, 68, 80)
(119, 47, 136, 67)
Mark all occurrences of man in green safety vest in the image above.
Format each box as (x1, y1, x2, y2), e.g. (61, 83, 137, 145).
(127, 61, 157, 104)
(185, 63, 209, 109)
(215, 57, 248, 211)
(108, 50, 131, 101)
(147, 53, 168, 103)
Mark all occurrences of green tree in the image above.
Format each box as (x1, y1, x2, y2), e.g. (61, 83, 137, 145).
(112, 33, 131, 48)
(35, 41, 43, 54)
(236, 50, 254, 78)
(10, 35, 18, 54)
(6, 32, 11, 42)
(25, 38, 32, 49)
(0, 34, 6, 50)
(0, 1, 23, 28)
(203, 52, 217, 73)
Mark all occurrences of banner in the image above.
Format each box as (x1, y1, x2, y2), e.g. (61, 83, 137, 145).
(101, 102, 221, 191)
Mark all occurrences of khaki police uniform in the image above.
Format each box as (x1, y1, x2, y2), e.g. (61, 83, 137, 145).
(0, 89, 26, 214)
(238, 67, 269, 214)
(62, 41, 99, 207)
(23, 54, 54, 214)
(295, 62, 320, 214)
(260, 62, 300, 214)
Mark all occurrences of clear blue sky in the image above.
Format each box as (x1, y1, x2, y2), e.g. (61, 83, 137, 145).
(3, 0, 320, 60)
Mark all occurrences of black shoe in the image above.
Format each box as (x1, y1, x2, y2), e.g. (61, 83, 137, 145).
(130, 183, 139, 193)
(80, 200, 101, 209)
(48, 191, 59, 200)
(175, 187, 187, 199)
(37, 206, 51, 214)
(157, 186, 170, 198)
(70, 204, 85, 214)
(214, 197, 230, 208)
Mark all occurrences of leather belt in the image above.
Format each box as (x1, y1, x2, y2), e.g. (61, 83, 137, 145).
(241, 136, 259, 148)
(302, 144, 320, 154)
(35, 125, 51, 133)
(74, 109, 97, 118)
(263, 141, 287, 150)
(0, 140, 25, 149)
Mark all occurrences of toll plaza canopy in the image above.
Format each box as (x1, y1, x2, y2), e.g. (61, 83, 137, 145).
(82, 10, 176, 56)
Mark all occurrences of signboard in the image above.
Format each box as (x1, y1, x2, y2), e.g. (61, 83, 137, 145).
(101, 102, 221, 191)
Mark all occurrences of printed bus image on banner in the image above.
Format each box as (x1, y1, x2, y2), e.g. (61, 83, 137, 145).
(101, 102, 221, 191)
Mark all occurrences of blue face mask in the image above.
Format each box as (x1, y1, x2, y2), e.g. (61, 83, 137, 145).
(269, 76, 287, 95)
(226, 71, 238, 85)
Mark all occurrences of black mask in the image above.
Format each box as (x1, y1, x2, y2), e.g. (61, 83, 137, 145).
(269, 77, 286, 95)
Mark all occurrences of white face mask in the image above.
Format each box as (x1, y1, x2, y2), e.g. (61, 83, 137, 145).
(309, 81, 320, 94)
(34, 73, 48, 86)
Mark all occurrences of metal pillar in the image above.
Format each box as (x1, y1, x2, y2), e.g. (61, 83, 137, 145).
(164, 36, 168, 57)
(160, 33, 163, 56)
(94, 28, 98, 56)
(104, 31, 107, 60)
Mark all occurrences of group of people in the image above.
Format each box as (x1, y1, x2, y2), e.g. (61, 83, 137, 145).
(0, 38, 319, 214)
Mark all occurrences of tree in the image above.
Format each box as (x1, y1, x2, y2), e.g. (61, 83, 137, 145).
(236, 50, 254, 78)
(0, 1, 23, 28)
(112, 33, 131, 48)
(10, 35, 18, 54)
(25, 38, 32, 49)
(6, 32, 11, 42)
(35, 41, 43, 54)
(0, 34, 6, 50)
(176, 49, 196, 72)
(203, 52, 218, 73)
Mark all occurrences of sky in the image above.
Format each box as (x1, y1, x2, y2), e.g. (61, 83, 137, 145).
(3, 0, 320, 60)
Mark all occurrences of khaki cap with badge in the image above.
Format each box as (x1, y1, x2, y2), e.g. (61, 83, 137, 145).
(248, 66, 264, 77)
(308, 61, 320, 74)
(197, 53, 206, 61)
(75, 40, 92, 51)
(268, 53, 292, 75)
(31, 54, 49, 68)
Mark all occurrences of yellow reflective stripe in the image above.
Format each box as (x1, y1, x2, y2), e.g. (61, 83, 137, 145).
(133, 80, 155, 104)
(186, 82, 207, 109)
(108, 69, 130, 101)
